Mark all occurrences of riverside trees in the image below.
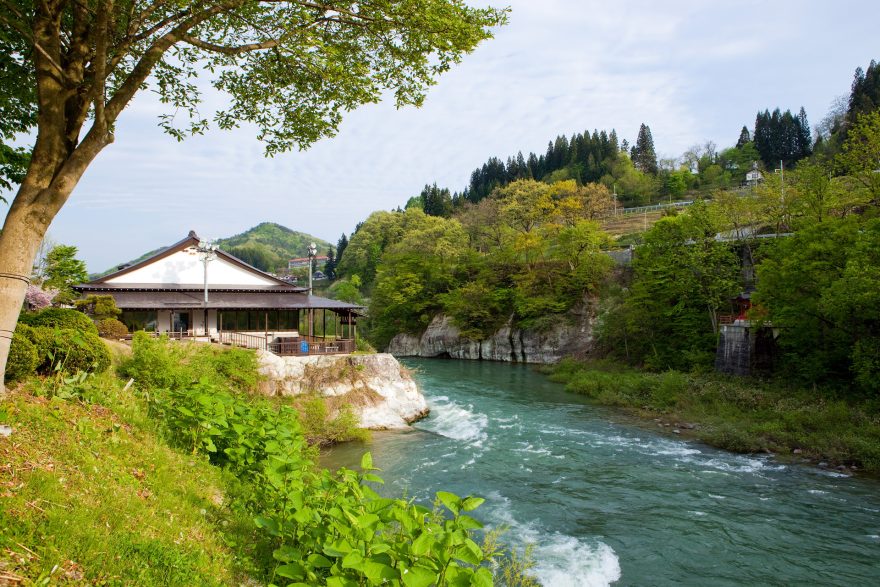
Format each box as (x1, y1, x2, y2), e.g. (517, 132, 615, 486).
(0, 0, 507, 391)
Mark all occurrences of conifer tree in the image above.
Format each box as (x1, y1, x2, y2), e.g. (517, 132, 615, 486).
(336, 234, 349, 271)
(736, 126, 751, 148)
(797, 107, 813, 159)
(632, 123, 659, 175)
(324, 247, 337, 279)
(422, 183, 453, 217)
(847, 60, 880, 128)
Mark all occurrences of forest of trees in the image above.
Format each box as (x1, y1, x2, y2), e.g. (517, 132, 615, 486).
(332, 58, 880, 393)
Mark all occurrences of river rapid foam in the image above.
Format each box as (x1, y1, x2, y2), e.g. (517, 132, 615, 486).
(321, 359, 880, 587)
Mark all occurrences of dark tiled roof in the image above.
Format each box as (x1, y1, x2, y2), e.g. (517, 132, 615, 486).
(75, 283, 307, 292)
(102, 290, 362, 311)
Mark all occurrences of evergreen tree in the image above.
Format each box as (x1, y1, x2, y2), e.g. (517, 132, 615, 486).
(736, 126, 751, 148)
(754, 107, 812, 168)
(608, 129, 620, 154)
(336, 233, 349, 270)
(324, 247, 337, 279)
(422, 183, 453, 217)
(846, 60, 880, 130)
(797, 107, 813, 159)
(632, 123, 659, 175)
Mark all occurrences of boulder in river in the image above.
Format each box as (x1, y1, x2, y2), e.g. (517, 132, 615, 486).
(257, 351, 429, 430)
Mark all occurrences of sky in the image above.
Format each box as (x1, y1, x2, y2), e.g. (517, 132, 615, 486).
(3, 0, 878, 272)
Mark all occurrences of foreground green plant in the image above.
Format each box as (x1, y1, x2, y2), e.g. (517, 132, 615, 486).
(123, 334, 499, 585)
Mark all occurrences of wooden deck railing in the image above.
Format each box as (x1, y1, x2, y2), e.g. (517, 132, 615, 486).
(217, 330, 268, 351)
(126, 330, 355, 356)
(218, 331, 355, 356)
(268, 337, 355, 356)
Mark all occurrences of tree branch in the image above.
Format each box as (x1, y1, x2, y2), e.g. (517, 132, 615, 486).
(0, 11, 68, 83)
(179, 34, 284, 55)
(104, 0, 250, 123)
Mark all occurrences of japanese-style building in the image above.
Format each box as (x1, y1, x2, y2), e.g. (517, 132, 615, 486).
(74, 231, 362, 355)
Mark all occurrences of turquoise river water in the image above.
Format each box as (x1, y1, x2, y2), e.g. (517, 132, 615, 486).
(321, 359, 880, 586)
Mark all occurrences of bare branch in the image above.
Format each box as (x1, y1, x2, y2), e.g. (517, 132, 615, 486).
(179, 34, 283, 54)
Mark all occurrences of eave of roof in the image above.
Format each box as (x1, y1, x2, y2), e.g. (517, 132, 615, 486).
(75, 283, 307, 293)
(99, 289, 364, 311)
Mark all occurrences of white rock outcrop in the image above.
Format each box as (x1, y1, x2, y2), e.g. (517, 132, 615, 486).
(257, 351, 428, 430)
(386, 303, 595, 364)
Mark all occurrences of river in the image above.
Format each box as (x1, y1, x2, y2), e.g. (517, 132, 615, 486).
(321, 359, 880, 586)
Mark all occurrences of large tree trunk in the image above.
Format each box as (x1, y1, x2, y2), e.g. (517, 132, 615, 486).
(0, 129, 111, 394)
(0, 199, 56, 392)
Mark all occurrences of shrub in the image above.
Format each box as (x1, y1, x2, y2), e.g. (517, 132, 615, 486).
(74, 295, 121, 321)
(28, 327, 111, 374)
(5, 332, 38, 383)
(197, 346, 261, 391)
(119, 332, 194, 390)
(355, 336, 377, 353)
(21, 308, 98, 335)
(96, 318, 129, 339)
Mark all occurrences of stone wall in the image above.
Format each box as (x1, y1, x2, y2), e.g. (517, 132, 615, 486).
(257, 351, 429, 430)
(386, 303, 595, 364)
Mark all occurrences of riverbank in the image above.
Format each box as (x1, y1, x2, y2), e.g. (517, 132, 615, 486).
(1, 336, 502, 584)
(544, 359, 880, 475)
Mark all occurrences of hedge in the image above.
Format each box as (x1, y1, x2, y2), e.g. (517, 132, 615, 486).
(5, 331, 38, 383)
(20, 308, 98, 335)
(96, 318, 128, 339)
(27, 326, 111, 375)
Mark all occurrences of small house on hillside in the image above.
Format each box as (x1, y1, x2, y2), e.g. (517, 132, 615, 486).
(74, 231, 361, 355)
(289, 255, 328, 270)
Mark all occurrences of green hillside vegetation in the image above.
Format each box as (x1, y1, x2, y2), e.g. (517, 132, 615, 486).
(97, 222, 331, 277)
(218, 222, 332, 273)
(338, 179, 616, 348)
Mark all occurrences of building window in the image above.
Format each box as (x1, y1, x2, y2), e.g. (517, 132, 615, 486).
(120, 310, 157, 332)
(219, 310, 300, 331)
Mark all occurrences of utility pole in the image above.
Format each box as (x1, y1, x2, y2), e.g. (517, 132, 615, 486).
(196, 239, 218, 336)
(307, 242, 317, 338)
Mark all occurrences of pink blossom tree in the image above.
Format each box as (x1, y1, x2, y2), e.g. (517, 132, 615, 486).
(24, 284, 58, 311)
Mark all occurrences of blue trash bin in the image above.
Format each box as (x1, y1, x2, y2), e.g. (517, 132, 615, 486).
(300, 340, 309, 354)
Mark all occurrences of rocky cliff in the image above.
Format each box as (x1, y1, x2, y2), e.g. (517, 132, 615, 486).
(386, 304, 595, 364)
(257, 352, 429, 430)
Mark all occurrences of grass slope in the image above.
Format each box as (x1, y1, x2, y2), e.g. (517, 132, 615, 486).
(0, 373, 257, 585)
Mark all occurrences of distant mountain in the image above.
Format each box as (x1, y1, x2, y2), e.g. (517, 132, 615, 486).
(95, 223, 331, 277)
(217, 222, 331, 269)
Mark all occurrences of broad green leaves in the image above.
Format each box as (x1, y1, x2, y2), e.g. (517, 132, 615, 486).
(127, 335, 496, 585)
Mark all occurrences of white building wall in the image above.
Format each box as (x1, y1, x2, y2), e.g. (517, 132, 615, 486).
(157, 310, 172, 332)
(207, 310, 218, 335)
(192, 310, 205, 335)
(106, 249, 278, 286)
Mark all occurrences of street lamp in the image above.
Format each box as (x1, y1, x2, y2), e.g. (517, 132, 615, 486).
(196, 239, 218, 336)
(307, 242, 317, 296)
